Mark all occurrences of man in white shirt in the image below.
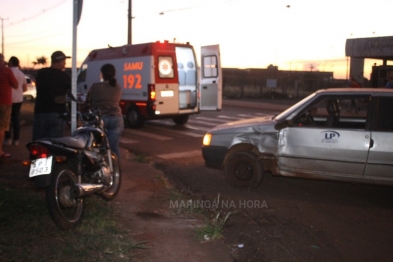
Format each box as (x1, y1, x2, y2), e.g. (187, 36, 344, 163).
(4, 56, 27, 146)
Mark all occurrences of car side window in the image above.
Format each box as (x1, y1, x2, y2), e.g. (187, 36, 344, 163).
(338, 96, 369, 129)
(294, 95, 370, 129)
(373, 97, 393, 132)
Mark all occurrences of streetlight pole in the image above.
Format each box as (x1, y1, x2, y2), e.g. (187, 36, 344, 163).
(128, 0, 132, 44)
(0, 17, 8, 55)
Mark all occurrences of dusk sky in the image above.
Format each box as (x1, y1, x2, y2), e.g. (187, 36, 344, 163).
(1, 0, 393, 79)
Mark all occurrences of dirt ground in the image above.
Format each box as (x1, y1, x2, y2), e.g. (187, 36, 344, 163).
(113, 150, 234, 262)
(0, 120, 234, 262)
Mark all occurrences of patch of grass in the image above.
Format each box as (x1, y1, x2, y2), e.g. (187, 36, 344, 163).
(0, 188, 146, 261)
(169, 188, 185, 202)
(133, 153, 151, 163)
(195, 211, 236, 241)
(194, 194, 237, 241)
(157, 174, 173, 189)
(167, 189, 205, 215)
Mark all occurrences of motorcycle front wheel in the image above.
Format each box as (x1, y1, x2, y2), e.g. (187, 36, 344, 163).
(46, 163, 84, 230)
(100, 151, 122, 201)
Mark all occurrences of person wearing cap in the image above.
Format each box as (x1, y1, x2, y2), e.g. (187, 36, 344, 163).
(32, 51, 71, 141)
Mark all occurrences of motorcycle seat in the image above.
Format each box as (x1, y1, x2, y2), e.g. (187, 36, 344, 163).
(48, 134, 89, 149)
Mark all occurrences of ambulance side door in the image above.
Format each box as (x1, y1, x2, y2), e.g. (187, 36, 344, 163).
(200, 45, 222, 110)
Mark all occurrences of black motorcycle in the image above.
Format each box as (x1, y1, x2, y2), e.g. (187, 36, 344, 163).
(26, 99, 122, 230)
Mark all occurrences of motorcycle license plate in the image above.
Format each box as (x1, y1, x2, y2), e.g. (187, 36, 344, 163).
(29, 156, 53, 177)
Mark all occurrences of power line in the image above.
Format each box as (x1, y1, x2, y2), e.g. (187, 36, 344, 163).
(6, 25, 69, 39)
(4, 0, 68, 27)
(134, 0, 237, 17)
(4, 0, 125, 49)
(178, 0, 237, 12)
(6, 30, 71, 46)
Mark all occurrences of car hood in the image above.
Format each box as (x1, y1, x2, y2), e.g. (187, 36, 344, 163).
(208, 115, 277, 134)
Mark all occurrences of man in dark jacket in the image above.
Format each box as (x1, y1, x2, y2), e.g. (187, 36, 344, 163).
(32, 51, 71, 141)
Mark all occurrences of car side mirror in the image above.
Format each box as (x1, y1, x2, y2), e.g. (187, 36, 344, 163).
(274, 120, 290, 130)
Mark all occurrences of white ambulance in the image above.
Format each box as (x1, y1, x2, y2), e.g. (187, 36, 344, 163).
(77, 41, 222, 127)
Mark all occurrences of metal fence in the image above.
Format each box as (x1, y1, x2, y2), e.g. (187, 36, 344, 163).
(222, 68, 349, 99)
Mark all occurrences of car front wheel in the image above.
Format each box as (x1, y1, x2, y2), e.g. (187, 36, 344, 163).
(224, 151, 263, 189)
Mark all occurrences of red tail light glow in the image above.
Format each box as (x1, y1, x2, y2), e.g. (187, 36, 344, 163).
(28, 144, 50, 159)
(149, 84, 156, 101)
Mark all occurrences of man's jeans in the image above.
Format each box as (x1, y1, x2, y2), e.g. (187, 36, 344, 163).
(5, 102, 22, 141)
(33, 113, 66, 141)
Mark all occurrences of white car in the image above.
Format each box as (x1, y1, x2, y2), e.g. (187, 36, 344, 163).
(202, 88, 393, 189)
(23, 75, 36, 100)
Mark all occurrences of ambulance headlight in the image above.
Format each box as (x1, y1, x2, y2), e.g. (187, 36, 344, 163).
(203, 133, 212, 146)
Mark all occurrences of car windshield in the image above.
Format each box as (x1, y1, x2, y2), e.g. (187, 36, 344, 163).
(274, 92, 316, 121)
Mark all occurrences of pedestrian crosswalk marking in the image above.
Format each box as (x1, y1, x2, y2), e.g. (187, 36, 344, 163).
(187, 119, 220, 127)
(122, 112, 267, 141)
(157, 150, 202, 160)
(237, 114, 260, 118)
(195, 116, 228, 123)
(217, 115, 244, 120)
(119, 138, 139, 144)
(255, 113, 274, 116)
(148, 125, 203, 137)
(123, 129, 172, 140)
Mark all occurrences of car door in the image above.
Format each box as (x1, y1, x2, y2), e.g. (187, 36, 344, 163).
(200, 45, 222, 110)
(277, 95, 371, 178)
(364, 96, 393, 179)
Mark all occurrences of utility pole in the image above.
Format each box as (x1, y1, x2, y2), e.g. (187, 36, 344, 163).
(127, 0, 132, 44)
(0, 17, 8, 55)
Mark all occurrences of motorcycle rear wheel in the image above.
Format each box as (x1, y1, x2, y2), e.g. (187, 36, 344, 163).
(46, 163, 84, 230)
(100, 151, 122, 201)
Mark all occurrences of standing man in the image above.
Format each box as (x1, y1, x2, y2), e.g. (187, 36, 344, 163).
(33, 51, 71, 141)
(4, 56, 27, 146)
(385, 77, 393, 88)
(0, 53, 18, 158)
(348, 76, 360, 113)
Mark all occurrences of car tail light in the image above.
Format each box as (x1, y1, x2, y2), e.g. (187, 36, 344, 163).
(149, 84, 156, 101)
(27, 143, 50, 159)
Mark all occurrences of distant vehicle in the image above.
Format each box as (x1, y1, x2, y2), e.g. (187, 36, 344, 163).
(202, 88, 393, 189)
(77, 41, 222, 128)
(23, 75, 36, 100)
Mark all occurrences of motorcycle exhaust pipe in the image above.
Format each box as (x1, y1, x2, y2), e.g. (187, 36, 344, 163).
(70, 183, 104, 198)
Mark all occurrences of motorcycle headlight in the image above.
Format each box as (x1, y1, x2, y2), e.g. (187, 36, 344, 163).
(203, 133, 212, 146)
